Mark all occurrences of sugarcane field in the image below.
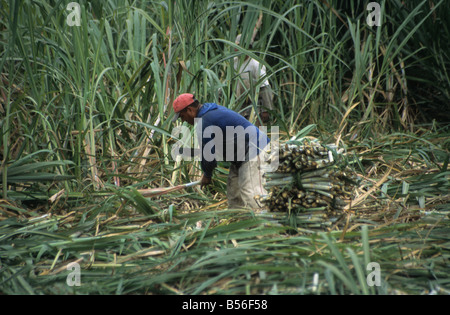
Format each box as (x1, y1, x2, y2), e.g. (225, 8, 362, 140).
(1, 0, 449, 298)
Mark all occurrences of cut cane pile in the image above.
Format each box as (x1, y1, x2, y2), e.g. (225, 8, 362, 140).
(256, 139, 359, 229)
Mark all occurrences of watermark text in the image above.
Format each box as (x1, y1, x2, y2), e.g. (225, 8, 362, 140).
(366, 262, 381, 287)
(66, 262, 81, 287)
(171, 120, 279, 171)
(66, 2, 81, 27)
(367, 2, 381, 27)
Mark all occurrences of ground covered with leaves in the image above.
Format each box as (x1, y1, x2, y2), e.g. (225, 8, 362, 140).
(1, 130, 448, 295)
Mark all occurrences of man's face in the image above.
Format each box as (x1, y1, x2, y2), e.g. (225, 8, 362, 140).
(179, 106, 196, 125)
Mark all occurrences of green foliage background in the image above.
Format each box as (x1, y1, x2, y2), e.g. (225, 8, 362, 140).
(0, 0, 449, 295)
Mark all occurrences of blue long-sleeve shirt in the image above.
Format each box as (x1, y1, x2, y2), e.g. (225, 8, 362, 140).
(195, 103, 270, 178)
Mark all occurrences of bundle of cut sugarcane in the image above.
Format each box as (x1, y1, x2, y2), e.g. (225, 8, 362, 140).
(275, 141, 341, 173)
(256, 140, 357, 228)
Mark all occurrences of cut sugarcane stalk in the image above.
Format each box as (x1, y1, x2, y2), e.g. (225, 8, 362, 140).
(257, 138, 356, 229)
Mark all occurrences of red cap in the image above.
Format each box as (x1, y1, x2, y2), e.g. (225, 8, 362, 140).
(172, 93, 195, 122)
(173, 93, 195, 112)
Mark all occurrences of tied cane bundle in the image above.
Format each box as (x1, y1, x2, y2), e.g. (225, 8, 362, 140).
(256, 139, 358, 228)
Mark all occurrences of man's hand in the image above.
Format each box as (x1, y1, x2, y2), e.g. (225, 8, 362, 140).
(201, 175, 212, 188)
(255, 111, 270, 126)
(260, 111, 270, 123)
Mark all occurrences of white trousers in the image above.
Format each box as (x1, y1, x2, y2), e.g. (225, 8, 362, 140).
(227, 151, 268, 210)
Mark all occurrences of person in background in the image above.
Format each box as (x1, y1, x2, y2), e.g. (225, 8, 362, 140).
(172, 93, 269, 210)
(234, 34, 274, 126)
